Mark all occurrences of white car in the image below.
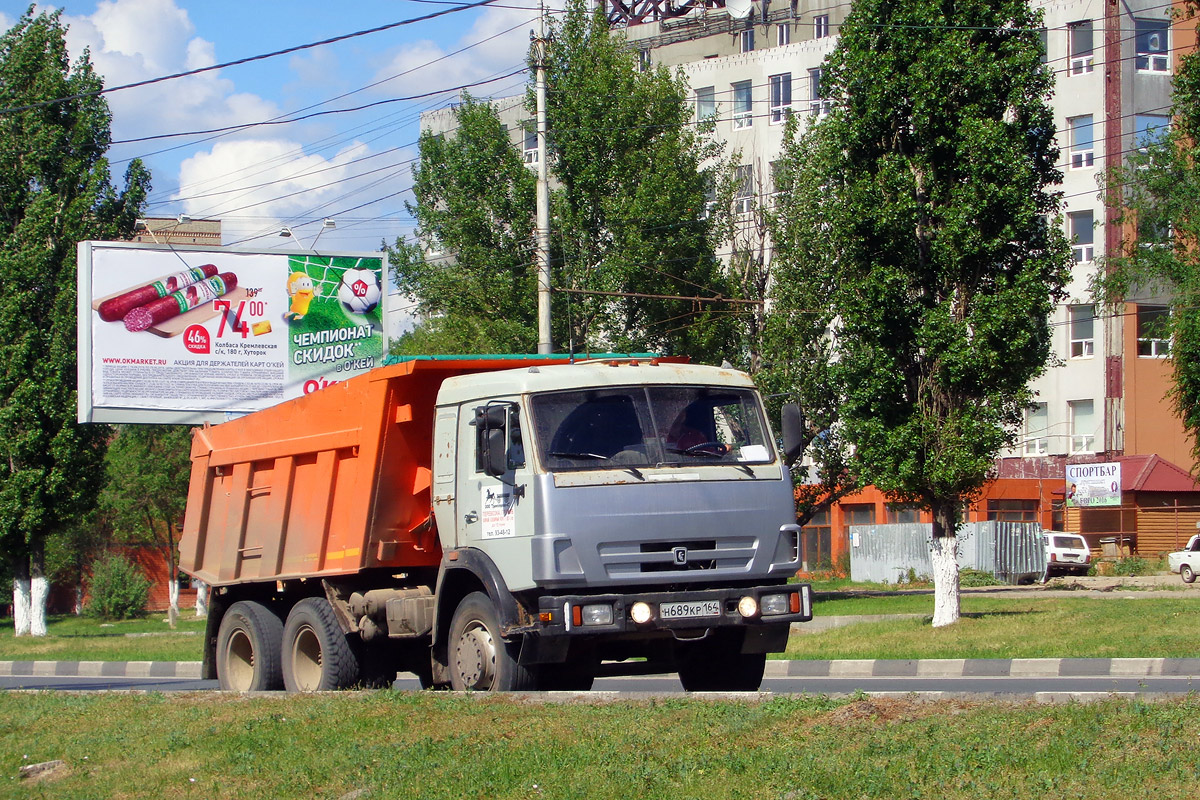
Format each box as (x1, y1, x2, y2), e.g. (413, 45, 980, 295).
(1043, 532, 1092, 581)
(1168, 534, 1200, 584)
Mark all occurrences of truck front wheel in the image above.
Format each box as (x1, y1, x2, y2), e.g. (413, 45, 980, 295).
(448, 592, 535, 691)
(281, 597, 361, 691)
(216, 601, 284, 692)
(676, 635, 766, 692)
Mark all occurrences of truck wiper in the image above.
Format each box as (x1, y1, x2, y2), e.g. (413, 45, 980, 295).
(548, 451, 609, 460)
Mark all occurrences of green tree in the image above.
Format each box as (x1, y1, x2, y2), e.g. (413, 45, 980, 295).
(1096, 6, 1200, 466)
(769, 0, 1070, 624)
(391, 0, 737, 363)
(390, 96, 538, 354)
(0, 8, 151, 636)
(98, 425, 192, 626)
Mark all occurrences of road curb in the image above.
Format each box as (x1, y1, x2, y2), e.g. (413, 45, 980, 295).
(4, 658, 1198, 680)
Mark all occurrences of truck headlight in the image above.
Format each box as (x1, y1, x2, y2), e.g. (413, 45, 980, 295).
(737, 596, 759, 618)
(760, 593, 790, 616)
(630, 602, 654, 624)
(581, 603, 614, 626)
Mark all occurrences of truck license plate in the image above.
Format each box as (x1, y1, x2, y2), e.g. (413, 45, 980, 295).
(659, 600, 721, 619)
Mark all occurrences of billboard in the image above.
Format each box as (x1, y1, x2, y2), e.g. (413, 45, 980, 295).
(1065, 461, 1122, 508)
(78, 241, 386, 424)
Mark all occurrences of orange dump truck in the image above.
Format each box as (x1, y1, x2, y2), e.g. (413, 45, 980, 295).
(180, 354, 812, 692)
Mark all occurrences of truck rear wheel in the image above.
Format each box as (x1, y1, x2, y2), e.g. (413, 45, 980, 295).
(676, 635, 766, 692)
(216, 601, 283, 692)
(448, 592, 535, 691)
(281, 597, 361, 691)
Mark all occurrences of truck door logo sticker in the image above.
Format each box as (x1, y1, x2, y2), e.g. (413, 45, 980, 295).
(481, 487, 517, 539)
(674, 547, 688, 565)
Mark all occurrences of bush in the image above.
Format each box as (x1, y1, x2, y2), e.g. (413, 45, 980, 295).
(85, 553, 149, 620)
(1111, 556, 1155, 577)
(960, 568, 1003, 587)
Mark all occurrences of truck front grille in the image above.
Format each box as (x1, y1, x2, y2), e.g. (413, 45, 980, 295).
(598, 537, 756, 578)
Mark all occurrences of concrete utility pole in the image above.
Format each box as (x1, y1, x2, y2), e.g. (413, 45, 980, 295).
(532, 9, 553, 354)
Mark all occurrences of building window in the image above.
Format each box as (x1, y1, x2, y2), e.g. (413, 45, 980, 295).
(777, 23, 790, 46)
(1069, 115, 1094, 169)
(695, 86, 716, 121)
(1136, 18, 1169, 72)
(637, 49, 651, 72)
(1068, 20, 1094, 75)
(734, 164, 754, 215)
(808, 68, 829, 117)
(1135, 114, 1170, 151)
(1068, 398, 1095, 454)
(885, 504, 920, 524)
(1024, 402, 1048, 456)
(814, 14, 829, 38)
(739, 28, 754, 53)
(1069, 210, 1094, 262)
(768, 73, 792, 124)
(1137, 305, 1171, 357)
(732, 80, 753, 128)
(1070, 304, 1095, 359)
(523, 123, 538, 165)
(987, 499, 1038, 523)
(801, 508, 832, 571)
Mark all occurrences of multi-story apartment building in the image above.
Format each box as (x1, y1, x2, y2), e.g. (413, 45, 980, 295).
(421, 0, 1200, 564)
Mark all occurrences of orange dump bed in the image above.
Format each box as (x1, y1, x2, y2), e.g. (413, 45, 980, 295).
(178, 355, 558, 587)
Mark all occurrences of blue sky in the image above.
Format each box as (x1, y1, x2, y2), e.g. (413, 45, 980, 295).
(0, 0, 553, 253)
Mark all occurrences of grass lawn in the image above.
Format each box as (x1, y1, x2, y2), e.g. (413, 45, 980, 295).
(3, 692, 1198, 799)
(0, 612, 206, 662)
(4, 591, 1200, 663)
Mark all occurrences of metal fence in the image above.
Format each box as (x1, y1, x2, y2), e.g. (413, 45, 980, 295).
(848, 522, 1046, 585)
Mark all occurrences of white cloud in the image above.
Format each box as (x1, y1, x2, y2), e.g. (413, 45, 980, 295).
(370, 3, 561, 101)
(175, 138, 416, 250)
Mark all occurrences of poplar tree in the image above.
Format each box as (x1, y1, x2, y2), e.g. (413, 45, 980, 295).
(770, 0, 1070, 624)
(392, 0, 736, 362)
(0, 8, 150, 635)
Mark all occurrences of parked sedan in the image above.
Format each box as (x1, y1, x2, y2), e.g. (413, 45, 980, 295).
(1168, 534, 1200, 584)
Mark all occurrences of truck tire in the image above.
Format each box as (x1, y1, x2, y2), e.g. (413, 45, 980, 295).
(1182, 564, 1196, 584)
(281, 597, 361, 691)
(676, 636, 766, 692)
(216, 601, 284, 692)
(448, 592, 536, 691)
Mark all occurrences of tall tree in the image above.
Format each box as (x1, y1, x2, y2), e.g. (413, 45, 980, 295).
(1096, 6, 1200, 466)
(770, 0, 1070, 624)
(98, 425, 192, 626)
(541, 0, 735, 360)
(0, 8, 151, 636)
(390, 96, 539, 354)
(391, 0, 738, 363)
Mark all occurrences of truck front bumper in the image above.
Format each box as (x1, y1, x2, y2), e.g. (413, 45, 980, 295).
(532, 582, 813, 640)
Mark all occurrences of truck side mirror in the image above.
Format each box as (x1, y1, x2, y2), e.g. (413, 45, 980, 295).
(485, 428, 507, 477)
(781, 403, 806, 466)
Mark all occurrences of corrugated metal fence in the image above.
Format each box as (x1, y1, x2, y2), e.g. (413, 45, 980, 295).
(849, 522, 1046, 585)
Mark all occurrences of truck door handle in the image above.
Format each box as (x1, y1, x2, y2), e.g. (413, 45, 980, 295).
(464, 511, 478, 524)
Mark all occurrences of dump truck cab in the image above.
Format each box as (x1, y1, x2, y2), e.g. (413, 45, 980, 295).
(429, 359, 810, 690)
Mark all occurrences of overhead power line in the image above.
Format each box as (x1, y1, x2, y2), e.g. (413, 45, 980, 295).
(0, 0, 500, 116)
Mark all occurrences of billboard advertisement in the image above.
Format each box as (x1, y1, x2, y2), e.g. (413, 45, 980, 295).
(78, 241, 386, 423)
(1065, 461, 1122, 508)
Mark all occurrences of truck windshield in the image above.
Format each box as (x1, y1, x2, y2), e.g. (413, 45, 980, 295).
(531, 385, 774, 471)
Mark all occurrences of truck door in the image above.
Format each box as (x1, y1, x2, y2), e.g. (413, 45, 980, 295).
(456, 400, 536, 589)
(432, 407, 459, 548)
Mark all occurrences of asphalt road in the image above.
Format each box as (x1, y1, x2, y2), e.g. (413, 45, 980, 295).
(4, 665, 1198, 699)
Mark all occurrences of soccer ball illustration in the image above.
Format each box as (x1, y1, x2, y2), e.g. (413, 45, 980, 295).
(337, 267, 382, 314)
